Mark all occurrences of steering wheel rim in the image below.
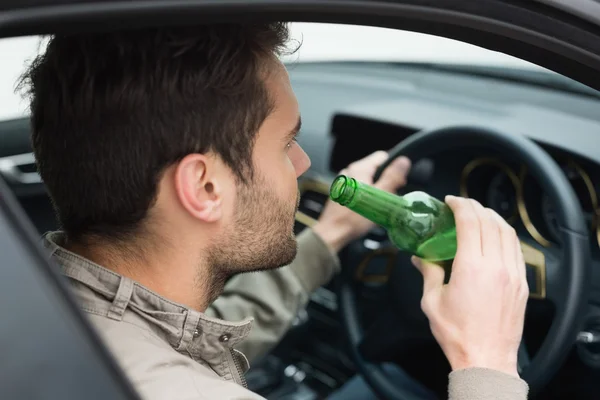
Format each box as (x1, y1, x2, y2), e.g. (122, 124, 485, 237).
(338, 126, 591, 399)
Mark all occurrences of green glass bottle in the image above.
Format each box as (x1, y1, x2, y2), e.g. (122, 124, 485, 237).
(329, 175, 457, 261)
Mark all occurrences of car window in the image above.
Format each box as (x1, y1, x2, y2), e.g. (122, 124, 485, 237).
(0, 23, 588, 122)
(0, 35, 47, 121)
(284, 23, 546, 69)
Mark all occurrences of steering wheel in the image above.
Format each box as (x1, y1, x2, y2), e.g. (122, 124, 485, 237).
(337, 126, 591, 399)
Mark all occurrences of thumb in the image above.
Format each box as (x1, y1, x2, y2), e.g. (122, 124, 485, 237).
(411, 256, 445, 295)
(375, 156, 411, 192)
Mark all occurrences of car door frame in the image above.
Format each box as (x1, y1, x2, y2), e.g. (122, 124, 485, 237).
(0, 174, 141, 399)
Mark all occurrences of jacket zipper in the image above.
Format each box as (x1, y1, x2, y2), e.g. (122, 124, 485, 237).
(230, 349, 248, 388)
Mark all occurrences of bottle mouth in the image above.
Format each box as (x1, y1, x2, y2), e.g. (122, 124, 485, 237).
(329, 175, 357, 206)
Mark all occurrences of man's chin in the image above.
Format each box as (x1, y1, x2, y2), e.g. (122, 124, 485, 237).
(229, 238, 298, 276)
(264, 237, 297, 271)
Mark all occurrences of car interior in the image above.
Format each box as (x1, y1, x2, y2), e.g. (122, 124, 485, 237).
(2, 8, 600, 400)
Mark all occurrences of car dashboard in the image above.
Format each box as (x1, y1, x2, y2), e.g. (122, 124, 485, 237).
(288, 61, 600, 281)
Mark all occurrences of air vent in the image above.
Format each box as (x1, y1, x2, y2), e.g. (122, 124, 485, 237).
(298, 190, 327, 220)
(295, 178, 330, 232)
(0, 153, 41, 185)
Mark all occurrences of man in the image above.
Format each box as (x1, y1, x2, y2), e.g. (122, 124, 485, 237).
(20, 22, 528, 399)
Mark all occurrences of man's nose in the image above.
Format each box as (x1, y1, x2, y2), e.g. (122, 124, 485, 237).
(294, 146, 311, 177)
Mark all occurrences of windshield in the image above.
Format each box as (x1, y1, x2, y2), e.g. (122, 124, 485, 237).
(0, 23, 596, 121)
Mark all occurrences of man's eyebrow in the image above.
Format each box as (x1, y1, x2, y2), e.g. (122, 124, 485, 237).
(286, 117, 302, 140)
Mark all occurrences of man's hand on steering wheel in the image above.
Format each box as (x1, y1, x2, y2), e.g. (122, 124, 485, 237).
(412, 197, 528, 378)
(312, 151, 411, 253)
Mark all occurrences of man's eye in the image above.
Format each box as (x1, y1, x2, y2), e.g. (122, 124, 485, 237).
(286, 139, 297, 149)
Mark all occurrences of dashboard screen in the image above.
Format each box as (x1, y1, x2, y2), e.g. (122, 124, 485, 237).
(328, 114, 418, 173)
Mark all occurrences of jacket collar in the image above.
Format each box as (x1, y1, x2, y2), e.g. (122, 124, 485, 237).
(42, 231, 253, 368)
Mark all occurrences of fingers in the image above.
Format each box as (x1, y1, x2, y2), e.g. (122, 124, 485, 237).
(450, 196, 525, 298)
(363, 150, 389, 165)
(516, 238, 529, 299)
(342, 151, 387, 173)
(340, 151, 411, 193)
(471, 200, 502, 262)
(446, 196, 482, 259)
(516, 239, 526, 281)
(492, 211, 519, 283)
(412, 256, 445, 296)
(483, 208, 523, 290)
(374, 156, 411, 193)
(339, 151, 388, 181)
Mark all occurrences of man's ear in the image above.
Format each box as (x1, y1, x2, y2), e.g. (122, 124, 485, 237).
(174, 154, 223, 223)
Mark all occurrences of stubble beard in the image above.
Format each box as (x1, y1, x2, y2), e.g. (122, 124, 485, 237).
(202, 175, 300, 303)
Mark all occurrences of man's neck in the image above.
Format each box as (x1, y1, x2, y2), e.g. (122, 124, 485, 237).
(64, 236, 217, 311)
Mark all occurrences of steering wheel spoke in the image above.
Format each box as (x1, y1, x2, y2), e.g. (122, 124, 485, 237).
(541, 248, 563, 307)
(521, 239, 552, 301)
(521, 239, 566, 306)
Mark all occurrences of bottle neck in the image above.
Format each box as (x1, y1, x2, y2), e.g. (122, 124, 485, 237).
(329, 175, 407, 228)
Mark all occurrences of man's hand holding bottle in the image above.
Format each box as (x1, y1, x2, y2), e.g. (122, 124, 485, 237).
(413, 196, 529, 377)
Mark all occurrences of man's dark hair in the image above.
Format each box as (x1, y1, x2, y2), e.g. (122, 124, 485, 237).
(18, 23, 294, 243)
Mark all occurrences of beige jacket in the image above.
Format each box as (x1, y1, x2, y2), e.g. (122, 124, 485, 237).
(43, 229, 528, 400)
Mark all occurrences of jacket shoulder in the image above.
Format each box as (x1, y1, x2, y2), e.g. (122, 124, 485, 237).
(87, 314, 264, 400)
